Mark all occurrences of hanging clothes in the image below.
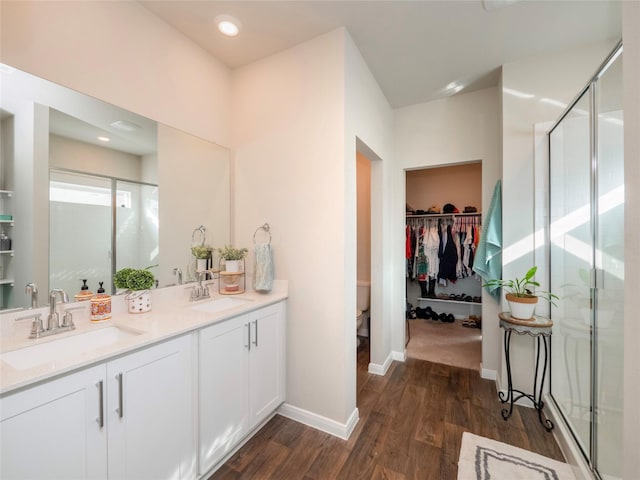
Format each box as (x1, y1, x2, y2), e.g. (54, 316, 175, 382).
(438, 223, 458, 283)
(425, 224, 440, 279)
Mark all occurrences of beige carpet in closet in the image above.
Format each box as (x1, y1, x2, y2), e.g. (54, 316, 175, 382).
(406, 318, 481, 371)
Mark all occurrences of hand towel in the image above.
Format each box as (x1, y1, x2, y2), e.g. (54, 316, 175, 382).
(253, 243, 274, 292)
(473, 180, 502, 299)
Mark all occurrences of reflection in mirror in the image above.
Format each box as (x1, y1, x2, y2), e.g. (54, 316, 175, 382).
(0, 64, 230, 310)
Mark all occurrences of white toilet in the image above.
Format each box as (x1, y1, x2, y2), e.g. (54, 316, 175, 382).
(356, 280, 370, 347)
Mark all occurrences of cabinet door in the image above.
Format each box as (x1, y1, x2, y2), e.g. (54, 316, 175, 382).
(0, 364, 107, 480)
(198, 315, 250, 474)
(107, 334, 195, 480)
(249, 302, 285, 429)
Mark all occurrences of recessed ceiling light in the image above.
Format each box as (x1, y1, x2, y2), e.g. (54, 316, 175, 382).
(215, 15, 241, 37)
(98, 136, 110, 142)
(110, 120, 141, 132)
(444, 82, 464, 95)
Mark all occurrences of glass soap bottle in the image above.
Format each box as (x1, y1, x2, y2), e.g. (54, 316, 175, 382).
(74, 279, 94, 302)
(90, 281, 112, 322)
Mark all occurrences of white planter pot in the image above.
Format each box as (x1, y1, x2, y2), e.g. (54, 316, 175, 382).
(196, 259, 208, 272)
(126, 290, 151, 314)
(506, 293, 538, 320)
(224, 260, 242, 273)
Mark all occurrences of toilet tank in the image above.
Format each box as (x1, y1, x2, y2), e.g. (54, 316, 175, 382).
(357, 280, 371, 311)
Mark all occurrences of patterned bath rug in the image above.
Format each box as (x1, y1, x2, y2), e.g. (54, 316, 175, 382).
(457, 432, 576, 480)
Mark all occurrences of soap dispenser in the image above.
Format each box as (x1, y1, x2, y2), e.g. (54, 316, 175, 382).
(90, 281, 112, 322)
(74, 279, 94, 302)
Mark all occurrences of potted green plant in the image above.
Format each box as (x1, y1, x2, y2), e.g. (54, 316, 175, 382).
(191, 245, 213, 272)
(218, 245, 248, 272)
(114, 266, 156, 313)
(483, 266, 558, 320)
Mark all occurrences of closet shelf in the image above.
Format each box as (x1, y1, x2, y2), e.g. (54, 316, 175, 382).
(406, 212, 481, 219)
(417, 297, 482, 306)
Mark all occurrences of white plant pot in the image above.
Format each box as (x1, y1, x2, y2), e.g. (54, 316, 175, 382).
(196, 259, 208, 272)
(224, 259, 242, 273)
(126, 290, 151, 314)
(506, 293, 538, 320)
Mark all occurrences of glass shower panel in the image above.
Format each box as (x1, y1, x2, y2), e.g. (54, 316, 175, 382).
(594, 53, 623, 478)
(549, 92, 592, 457)
(115, 180, 159, 278)
(49, 170, 112, 296)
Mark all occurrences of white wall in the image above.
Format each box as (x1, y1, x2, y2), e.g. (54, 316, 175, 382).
(623, 2, 640, 478)
(232, 29, 350, 425)
(232, 28, 394, 430)
(501, 41, 617, 392)
(49, 135, 142, 181)
(345, 29, 394, 408)
(0, 1, 231, 147)
(394, 87, 502, 375)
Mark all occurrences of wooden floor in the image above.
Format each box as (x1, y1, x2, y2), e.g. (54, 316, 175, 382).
(209, 339, 564, 479)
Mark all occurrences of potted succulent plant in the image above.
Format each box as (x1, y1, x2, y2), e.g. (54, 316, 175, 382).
(483, 266, 558, 320)
(114, 266, 156, 313)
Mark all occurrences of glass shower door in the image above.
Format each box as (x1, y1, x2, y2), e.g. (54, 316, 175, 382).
(593, 52, 623, 479)
(49, 170, 112, 296)
(549, 45, 623, 478)
(114, 180, 159, 277)
(549, 91, 593, 458)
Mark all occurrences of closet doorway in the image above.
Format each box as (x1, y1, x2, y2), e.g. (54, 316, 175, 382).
(405, 162, 482, 371)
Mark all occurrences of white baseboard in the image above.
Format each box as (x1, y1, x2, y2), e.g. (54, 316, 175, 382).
(391, 350, 406, 362)
(543, 394, 592, 480)
(368, 351, 393, 375)
(277, 403, 359, 440)
(480, 364, 497, 381)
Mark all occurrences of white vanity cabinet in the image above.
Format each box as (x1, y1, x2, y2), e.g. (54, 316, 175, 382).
(198, 301, 285, 474)
(0, 334, 195, 480)
(0, 364, 108, 479)
(106, 333, 195, 480)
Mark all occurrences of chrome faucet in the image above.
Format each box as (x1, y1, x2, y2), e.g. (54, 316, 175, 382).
(47, 289, 70, 332)
(25, 282, 38, 309)
(173, 267, 183, 285)
(18, 288, 75, 339)
(190, 271, 214, 301)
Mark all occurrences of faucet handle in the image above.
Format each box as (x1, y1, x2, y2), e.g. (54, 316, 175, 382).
(29, 314, 44, 338)
(61, 307, 83, 328)
(189, 286, 200, 301)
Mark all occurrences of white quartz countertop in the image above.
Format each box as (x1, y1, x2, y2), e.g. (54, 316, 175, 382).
(0, 281, 288, 395)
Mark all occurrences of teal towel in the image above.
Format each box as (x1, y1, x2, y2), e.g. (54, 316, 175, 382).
(253, 243, 274, 292)
(473, 180, 502, 299)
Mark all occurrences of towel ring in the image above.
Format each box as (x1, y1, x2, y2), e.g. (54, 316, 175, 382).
(253, 223, 271, 245)
(191, 225, 206, 246)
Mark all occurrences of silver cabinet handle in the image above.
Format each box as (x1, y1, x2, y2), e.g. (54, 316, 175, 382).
(252, 320, 258, 347)
(246, 323, 251, 351)
(96, 380, 104, 428)
(116, 373, 123, 418)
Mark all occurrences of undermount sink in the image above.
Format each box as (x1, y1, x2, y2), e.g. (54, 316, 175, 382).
(189, 296, 250, 314)
(1, 326, 142, 371)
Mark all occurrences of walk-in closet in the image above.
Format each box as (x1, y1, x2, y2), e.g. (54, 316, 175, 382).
(405, 162, 482, 370)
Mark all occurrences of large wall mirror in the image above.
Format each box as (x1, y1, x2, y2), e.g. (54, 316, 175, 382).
(0, 65, 230, 310)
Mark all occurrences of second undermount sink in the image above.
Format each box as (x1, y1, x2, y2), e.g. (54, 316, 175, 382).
(1, 326, 142, 371)
(189, 296, 250, 314)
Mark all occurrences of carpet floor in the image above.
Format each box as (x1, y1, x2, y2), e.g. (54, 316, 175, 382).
(406, 318, 481, 371)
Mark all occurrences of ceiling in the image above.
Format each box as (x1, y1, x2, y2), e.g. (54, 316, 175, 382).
(141, 0, 622, 108)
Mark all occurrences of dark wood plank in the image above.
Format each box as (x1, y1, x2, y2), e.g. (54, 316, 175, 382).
(209, 340, 566, 480)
